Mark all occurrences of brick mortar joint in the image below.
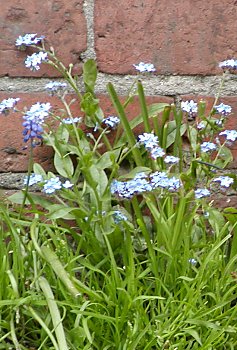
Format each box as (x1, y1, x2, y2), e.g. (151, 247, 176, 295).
(0, 74, 237, 96)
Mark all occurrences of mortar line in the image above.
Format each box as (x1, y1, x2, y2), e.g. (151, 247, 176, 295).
(81, 0, 96, 61)
(0, 74, 237, 97)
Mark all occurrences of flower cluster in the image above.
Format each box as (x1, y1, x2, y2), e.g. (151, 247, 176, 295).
(137, 133, 165, 160)
(0, 98, 20, 115)
(194, 188, 211, 199)
(102, 116, 120, 129)
(181, 100, 198, 117)
(212, 176, 234, 188)
(133, 62, 156, 73)
(45, 81, 68, 95)
(219, 59, 237, 71)
(164, 156, 180, 164)
(24, 174, 73, 194)
(23, 173, 43, 186)
(25, 52, 48, 71)
(200, 141, 217, 153)
(111, 171, 182, 199)
(15, 33, 44, 49)
(214, 103, 232, 116)
(22, 102, 51, 144)
(61, 117, 82, 124)
(219, 130, 237, 142)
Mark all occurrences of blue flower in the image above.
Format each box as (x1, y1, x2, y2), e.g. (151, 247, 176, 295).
(181, 100, 198, 116)
(194, 188, 211, 199)
(25, 52, 48, 71)
(197, 121, 206, 130)
(214, 103, 232, 116)
(16, 33, 44, 49)
(150, 171, 181, 191)
(188, 258, 197, 265)
(219, 59, 237, 70)
(164, 155, 180, 164)
(43, 177, 62, 194)
(219, 130, 237, 142)
(61, 117, 82, 124)
(111, 173, 152, 199)
(150, 146, 165, 159)
(138, 133, 159, 151)
(22, 102, 51, 144)
(133, 62, 156, 73)
(0, 98, 20, 115)
(200, 142, 217, 153)
(62, 180, 73, 189)
(24, 173, 43, 186)
(45, 81, 68, 95)
(113, 210, 128, 223)
(102, 116, 120, 129)
(213, 176, 234, 188)
(137, 132, 165, 159)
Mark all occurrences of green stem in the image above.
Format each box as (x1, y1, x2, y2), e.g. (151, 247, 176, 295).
(19, 141, 35, 219)
(107, 83, 143, 166)
(137, 81, 151, 133)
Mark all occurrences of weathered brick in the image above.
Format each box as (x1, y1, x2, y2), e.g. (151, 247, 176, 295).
(0, 92, 172, 171)
(0, 1, 87, 77)
(95, 0, 237, 75)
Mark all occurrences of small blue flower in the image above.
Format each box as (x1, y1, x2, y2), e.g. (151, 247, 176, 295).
(133, 62, 156, 73)
(15, 33, 44, 49)
(62, 180, 73, 189)
(200, 142, 217, 153)
(111, 173, 152, 199)
(150, 171, 181, 191)
(102, 116, 120, 129)
(219, 130, 237, 142)
(188, 258, 197, 265)
(24, 173, 43, 186)
(194, 188, 211, 199)
(197, 121, 206, 130)
(219, 59, 237, 70)
(25, 52, 48, 71)
(137, 133, 159, 150)
(0, 98, 20, 115)
(214, 103, 232, 116)
(45, 81, 67, 95)
(150, 146, 165, 159)
(164, 156, 180, 164)
(181, 100, 198, 116)
(213, 176, 234, 188)
(43, 177, 62, 194)
(113, 210, 128, 224)
(61, 117, 82, 124)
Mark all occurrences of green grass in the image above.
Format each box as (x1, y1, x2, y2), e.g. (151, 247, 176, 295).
(1, 201, 237, 349)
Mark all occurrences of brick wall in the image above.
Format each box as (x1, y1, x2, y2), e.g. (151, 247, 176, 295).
(0, 0, 237, 176)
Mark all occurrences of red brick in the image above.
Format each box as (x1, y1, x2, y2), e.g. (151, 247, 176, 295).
(0, 1, 87, 77)
(0, 92, 172, 171)
(95, 0, 237, 75)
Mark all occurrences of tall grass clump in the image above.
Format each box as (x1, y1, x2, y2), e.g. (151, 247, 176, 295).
(0, 34, 237, 349)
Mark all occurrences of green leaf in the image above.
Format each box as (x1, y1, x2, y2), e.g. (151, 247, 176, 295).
(33, 163, 46, 176)
(47, 204, 75, 220)
(166, 121, 187, 148)
(54, 153, 74, 177)
(118, 166, 151, 180)
(41, 247, 80, 298)
(8, 191, 51, 208)
(83, 59, 97, 94)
